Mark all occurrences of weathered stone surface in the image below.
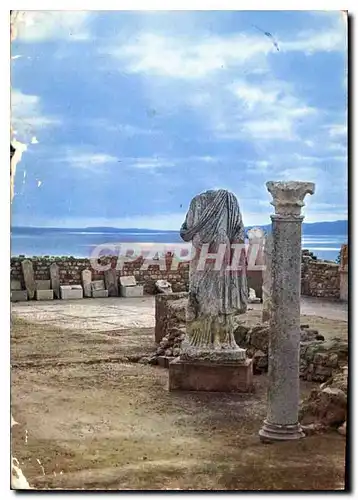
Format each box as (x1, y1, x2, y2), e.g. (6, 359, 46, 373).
(178, 189, 247, 363)
(340, 269, 348, 302)
(169, 358, 254, 392)
(119, 276, 137, 287)
(81, 269, 92, 298)
(155, 292, 187, 343)
(11, 280, 22, 291)
(299, 387, 346, 428)
(104, 268, 118, 297)
(337, 421, 346, 436)
(91, 280, 105, 291)
(248, 288, 261, 303)
(262, 232, 273, 322)
(301, 260, 340, 299)
(92, 289, 109, 298)
(259, 181, 315, 443)
(300, 339, 348, 382)
(60, 285, 83, 300)
(35, 280, 51, 290)
(50, 262, 60, 299)
(155, 279, 173, 294)
(21, 259, 36, 300)
(120, 285, 144, 297)
(35, 289, 54, 300)
(11, 290, 28, 302)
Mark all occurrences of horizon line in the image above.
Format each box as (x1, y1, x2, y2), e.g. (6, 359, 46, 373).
(11, 219, 348, 231)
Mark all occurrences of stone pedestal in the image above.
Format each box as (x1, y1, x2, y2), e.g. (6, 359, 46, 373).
(169, 358, 253, 393)
(259, 181, 315, 443)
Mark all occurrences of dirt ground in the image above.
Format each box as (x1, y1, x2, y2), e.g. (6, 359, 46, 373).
(11, 303, 347, 491)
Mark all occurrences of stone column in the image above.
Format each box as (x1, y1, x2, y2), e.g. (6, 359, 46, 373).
(259, 181, 315, 442)
(262, 232, 273, 323)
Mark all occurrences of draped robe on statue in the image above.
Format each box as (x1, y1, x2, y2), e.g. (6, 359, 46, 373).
(179, 189, 248, 361)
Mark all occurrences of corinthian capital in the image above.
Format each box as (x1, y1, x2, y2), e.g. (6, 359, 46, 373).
(266, 181, 315, 218)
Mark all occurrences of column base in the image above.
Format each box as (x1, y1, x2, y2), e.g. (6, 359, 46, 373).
(169, 358, 253, 393)
(259, 420, 305, 443)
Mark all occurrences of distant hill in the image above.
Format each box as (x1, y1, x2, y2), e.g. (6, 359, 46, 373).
(11, 220, 348, 235)
(246, 220, 348, 236)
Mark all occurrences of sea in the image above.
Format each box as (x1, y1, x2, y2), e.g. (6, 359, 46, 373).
(10, 228, 347, 263)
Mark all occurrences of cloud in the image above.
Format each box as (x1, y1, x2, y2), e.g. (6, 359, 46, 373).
(283, 30, 346, 54)
(131, 157, 175, 170)
(122, 155, 223, 171)
(213, 78, 318, 141)
(85, 118, 157, 137)
(11, 89, 61, 141)
(104, 32, 272, 80)
(51, 151, 119, 171)
(103, 17, 346, 81)
(326, 124, 347, 137)
(14, 11, 92, 42)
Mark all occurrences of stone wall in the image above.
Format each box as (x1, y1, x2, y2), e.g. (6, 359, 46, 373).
(301, 254, 340, 299)
(11, 255, 189, 295)
(339, 244, 348, 302)
(11, 249, 344, 300)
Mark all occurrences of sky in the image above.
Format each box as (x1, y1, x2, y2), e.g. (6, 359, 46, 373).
(11, 10, 348, 229)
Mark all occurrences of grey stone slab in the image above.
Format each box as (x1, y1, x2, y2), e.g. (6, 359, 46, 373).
(120, 285, 144, 297)
(11, 280, 22, 291)
(11, 290, 28, 302)
(36, 289, 54, 301)
(60, 286, 83, 300)
(81, 269, 92, 298)
(50, 263, 60, 299)
(35, 280, 51, 290)
(21, 259, 36, 300)
(91, 280, 105, 291)
(92, 289, 109, 298)
(104, 268, 119, 297)
(119, 276, 137, 287)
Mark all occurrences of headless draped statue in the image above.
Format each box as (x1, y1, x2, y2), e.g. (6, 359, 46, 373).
(179, 189, 248, 362)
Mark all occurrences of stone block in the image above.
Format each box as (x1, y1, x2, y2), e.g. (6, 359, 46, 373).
(21, 259, 36, 299)
(11, 290, 28, 302)
(11, 280, 22, 291)
(120, 285, 144, 297)
(92, 289, 109, 298)
(119, 275, 137, 287)
(35, 280, 51, 290)
(91, 280, 105, 291)
(340, 270, 348, 302)
(104, 268, 119, 296)
(169, 358, 253, 393)
(60, 285, 83, 300)
(157, 356, 176, 368)
(35, 289, 54, 301)
(155, 292, 188, 344)
(81, 269, 92, 298)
